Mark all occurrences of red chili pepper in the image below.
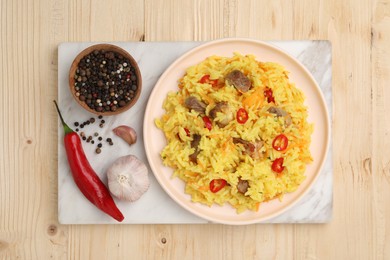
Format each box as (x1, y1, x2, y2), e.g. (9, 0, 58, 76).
(272, 134, 288, 151)
(272, 157, 285, 175)
(54, 101, 124, 222)
(236, 108, 249, 124)
(202, 116, 212, 130)
(177, 128, 190, 141)
(264, 88, 275, 103)
(209, 179, 227, 193)
(199, 75, 218, 87)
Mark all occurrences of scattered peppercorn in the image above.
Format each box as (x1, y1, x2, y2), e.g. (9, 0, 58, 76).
(73, 116, 118, 153)
(74, 122, 79, 127)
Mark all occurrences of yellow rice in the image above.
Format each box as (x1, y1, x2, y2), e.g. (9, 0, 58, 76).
(155, 53, 313, 213)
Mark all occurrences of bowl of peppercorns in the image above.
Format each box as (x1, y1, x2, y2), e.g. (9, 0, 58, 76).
(69, 44, 142, 115)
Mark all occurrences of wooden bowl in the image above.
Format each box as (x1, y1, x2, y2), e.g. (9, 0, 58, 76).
(69, 44, 142, 116)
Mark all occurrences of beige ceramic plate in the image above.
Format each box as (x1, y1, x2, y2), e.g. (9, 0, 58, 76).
(144, 38, 330, 225)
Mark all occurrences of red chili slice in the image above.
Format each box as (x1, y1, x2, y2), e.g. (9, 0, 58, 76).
(209, 179, 227, 193)
(272, 157, 285, 174)
(202, 116, 212, 131)
(264, 88, 275, 103)
(184, 128, 190, 136)
(272, 134, 288, 151)
(177, 128, 190, 141)
(199, 75, 218, 87)
(236, 108, 249, 124)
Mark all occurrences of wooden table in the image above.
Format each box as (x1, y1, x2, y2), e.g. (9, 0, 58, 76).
(1, 0, 388, 259)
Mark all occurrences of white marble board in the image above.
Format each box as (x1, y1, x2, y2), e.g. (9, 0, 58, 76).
(57, 41, 332, 224)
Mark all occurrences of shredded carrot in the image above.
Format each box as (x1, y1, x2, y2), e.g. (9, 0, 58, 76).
(198, 185, 209, 191)
(255, 202, 260, 211)
(185, 171, 199, 177)
(242, 87, 265, 109)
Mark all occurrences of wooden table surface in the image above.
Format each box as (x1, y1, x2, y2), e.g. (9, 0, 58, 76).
(1, 0, 389, 259)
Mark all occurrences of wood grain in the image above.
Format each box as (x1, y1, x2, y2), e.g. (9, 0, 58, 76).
(0, 0, 389, 259)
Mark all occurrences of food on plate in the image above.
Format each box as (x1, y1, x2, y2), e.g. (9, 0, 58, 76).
(106, 155, 150, 202)
(209, 101, 234, 128)
(225, 69, 252, 93)
(113, 125, 137, 145)
(155, 53, 313, 213)
(185, 96, 207, 114)
(54, 101, 124, 222)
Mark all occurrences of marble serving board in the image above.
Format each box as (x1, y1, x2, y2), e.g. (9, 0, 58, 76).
(57, 40, 332, 224)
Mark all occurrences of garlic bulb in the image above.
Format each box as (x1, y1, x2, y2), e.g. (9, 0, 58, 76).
(106, 155, 149, 202)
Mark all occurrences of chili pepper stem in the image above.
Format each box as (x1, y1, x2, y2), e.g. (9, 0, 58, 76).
(53, 100, 74, 135)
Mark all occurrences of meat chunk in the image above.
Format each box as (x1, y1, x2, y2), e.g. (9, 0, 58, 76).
(237, 178, 249, 194)
(267, 106, 292, 127)
(233, 137, 264, 159)
(189, 134, 201, 163)
(209, 101, 234, 128)
(185, 96, 207, 114)
(225, 70, 252, 93)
